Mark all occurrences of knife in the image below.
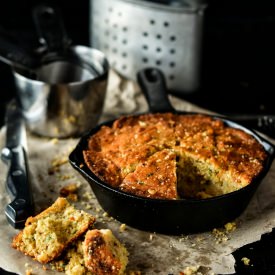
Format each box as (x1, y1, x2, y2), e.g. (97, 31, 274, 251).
(1, 99, 34, 229)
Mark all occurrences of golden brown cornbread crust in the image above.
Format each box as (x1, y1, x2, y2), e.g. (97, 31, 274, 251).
(12, 197, 96, 263)
(83, 113, 268, 199)
(83, 229, 129, 275)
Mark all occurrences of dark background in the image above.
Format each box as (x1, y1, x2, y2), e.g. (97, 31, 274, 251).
(0, 0, 90, 126)
(0, 0, 275, 126)
(0, 0, 275, 274)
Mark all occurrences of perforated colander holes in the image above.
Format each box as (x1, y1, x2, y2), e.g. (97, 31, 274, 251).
(98, 8, 178, 78)
(101, 6, 130, 71)
(120, 26, 129, 71)
(141, 20, 177, 82)
(104, 38, 128, 71)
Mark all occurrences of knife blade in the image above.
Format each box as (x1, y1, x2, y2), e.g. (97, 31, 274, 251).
(1, 99, 34, 228)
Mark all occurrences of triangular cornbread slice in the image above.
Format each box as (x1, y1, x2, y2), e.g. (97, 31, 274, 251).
(12, 197, 96, 263)
(120, 149, 178, 199)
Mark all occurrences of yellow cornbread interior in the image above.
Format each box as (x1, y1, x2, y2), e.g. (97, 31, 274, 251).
(51, 240, 90, 275)
(12, 197, 95, 263)
(176, 153, 244, 199)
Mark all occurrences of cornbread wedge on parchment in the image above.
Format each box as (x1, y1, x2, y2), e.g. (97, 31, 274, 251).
(11, 197, 96, 263)
(11, 197, 129, 274)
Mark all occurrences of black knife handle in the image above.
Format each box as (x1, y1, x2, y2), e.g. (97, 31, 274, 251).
(4, 146, 34, 229)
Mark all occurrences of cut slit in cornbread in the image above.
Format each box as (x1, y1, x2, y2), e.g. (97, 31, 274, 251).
(11, 197, 96, 264)
(83, 113, 268, 199)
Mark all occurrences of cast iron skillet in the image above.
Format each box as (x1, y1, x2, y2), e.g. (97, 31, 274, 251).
(69, 68, 275, 235)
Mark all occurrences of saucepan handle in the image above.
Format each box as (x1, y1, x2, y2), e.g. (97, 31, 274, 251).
(137, 67, 175, 113)
(32, 3, 71, 56)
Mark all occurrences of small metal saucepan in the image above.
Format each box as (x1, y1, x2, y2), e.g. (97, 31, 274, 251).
(13, 45, 109, 138)
(0, 4, 109, 138)
(69, 68, 275, 235)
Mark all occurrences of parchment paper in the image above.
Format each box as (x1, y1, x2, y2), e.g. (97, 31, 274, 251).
(1, 70, 275, 275)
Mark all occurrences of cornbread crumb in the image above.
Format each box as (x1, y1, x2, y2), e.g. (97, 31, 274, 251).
(241, 257, 251, 266)
(83, 229, 129, 275)
(82, 191, 94, 200)
(51, 156, 68, 167)
(195, 236, 205, 242)
(12, 197, 96, 263)
(68, 115, 76, 123)
(50, 138, 59, 144)
(103, 212, 109, 217)
(212, 228, 229, 243)
(60, 183, 79, 201)
(58, 174, 74, 181)
(25, 263, 34, 275)
(119, 223, 126, 232)
(181, 265, 200, 275)
(211, 221, 237, 244)
(48, 156, 68, 174)
(84, 203, 93, 210)
(224, 222, 237, 233)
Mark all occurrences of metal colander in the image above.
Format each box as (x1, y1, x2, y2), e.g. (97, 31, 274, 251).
(90, 0, 206, 95)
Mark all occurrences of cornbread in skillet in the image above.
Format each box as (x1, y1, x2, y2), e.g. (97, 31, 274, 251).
(11, 197, 96, 263)
(83, 229, 129, 275)
(83, 113, 268, 199)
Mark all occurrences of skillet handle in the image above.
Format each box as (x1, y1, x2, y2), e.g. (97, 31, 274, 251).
(137, 68, 175, 113)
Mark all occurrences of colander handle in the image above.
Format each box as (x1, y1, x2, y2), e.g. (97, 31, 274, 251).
(137, 68, 175, 113)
